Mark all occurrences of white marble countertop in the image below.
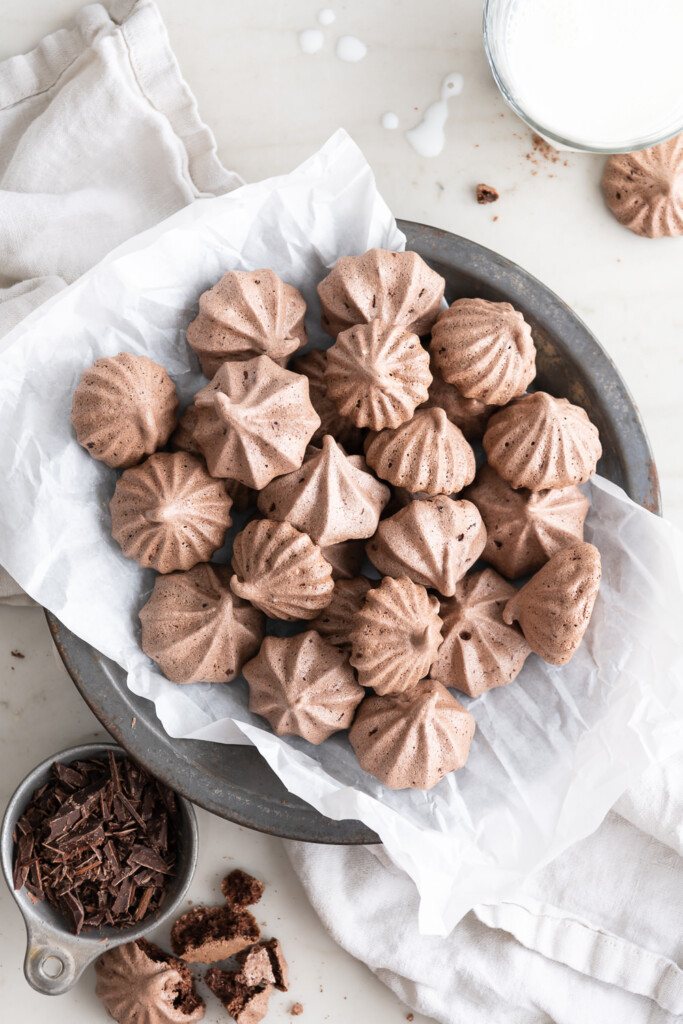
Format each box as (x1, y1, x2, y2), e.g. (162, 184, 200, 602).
(2, 1, 683, 1022)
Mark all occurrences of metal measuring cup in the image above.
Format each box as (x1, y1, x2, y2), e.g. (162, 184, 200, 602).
(1, 741, 198, 995)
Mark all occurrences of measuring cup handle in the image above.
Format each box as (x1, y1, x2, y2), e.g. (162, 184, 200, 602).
(23, 917, 100, 995)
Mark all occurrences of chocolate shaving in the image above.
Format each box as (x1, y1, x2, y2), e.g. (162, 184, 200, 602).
(12, 754, 179, 934)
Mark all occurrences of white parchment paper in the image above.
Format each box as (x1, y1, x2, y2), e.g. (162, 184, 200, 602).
(1, 130, 683, 934)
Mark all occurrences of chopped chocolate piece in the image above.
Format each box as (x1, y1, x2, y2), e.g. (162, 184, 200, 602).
(291, 1003, 304, 1016)
(171, 905, 260, 963)
(10, 649, 24, 658)
(95, 939, 204, 1024)
(221, 869, 265, 909)
(205, 967, 272, 1024)
(476, 183, 499, 204)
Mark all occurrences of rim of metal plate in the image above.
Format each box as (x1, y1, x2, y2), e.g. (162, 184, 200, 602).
(45, 220, 661, 846)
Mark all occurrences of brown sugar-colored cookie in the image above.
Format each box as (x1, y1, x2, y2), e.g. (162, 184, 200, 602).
(230, 519, 334, 621)
(317, 248, 445, 338)
(110, 452, 232, 573)
(170, 905, 260, 964)
(420, 355, 495, 440)
(431, 298, 536, 405)
(205, 967, 272, 1024)
(431, 568, 531, 697)
(187, 268, 307, 377)
(221, 870, 265, 910)
(290, 348, 365, 453)
(602, 137, 683, 238)
(366, 496, 486, 596)
(310, 577, 375, 652)
(72, 352, 178, 468)
(349, 680, 475, 790)
(140, 564, 264, 684)
(349, 576, 442, 695)
(94, 939, 205, 1024)
(503, 542, 601, 665)
(482, 392, 602, 492)
(365, 408, 476, 496)
(465, 464, 590, 579)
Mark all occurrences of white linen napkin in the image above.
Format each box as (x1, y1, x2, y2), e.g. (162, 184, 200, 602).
(0, 4, 681, 1020)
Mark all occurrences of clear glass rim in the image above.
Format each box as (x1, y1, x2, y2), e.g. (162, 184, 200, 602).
(482, 0, 683, 154)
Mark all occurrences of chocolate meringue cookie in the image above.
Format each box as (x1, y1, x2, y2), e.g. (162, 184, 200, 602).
(257, 435, 390, 546)
(431, 568, 531, 697)
(230, 519, 334, 620)
(320, 538, 366, 580)
(421, 355, 495, 440)
(602, 136, 683, 238)
(483, 392, 602, 491)
(503, 542, 601, 665)
(310, 576, 374, 651)
(290, 348, 365, 452)
(187, 268, 307, 377)
(72, 353, 178, 468)
(324, 320, 432, 430)
(349, 680, 475, 790)
(169, 405, 202, 456)
(139, 564, 264, 683)
(171, 905, 260, 964)
(205, 968, 272, 1024)
(94, 939, 205, 1024)
(366, 496, 486, 596)
(243, 631, 364, 744)
(317, 248, 445, 338)
(465, 464, 590, 578)
(110, 453, 232, 573)
(193, 356, 320, 488)
(365, 408, 476, 495)
(349, 575, 442, 695)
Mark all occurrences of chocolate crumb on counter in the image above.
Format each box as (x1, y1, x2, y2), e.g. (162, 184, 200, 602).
(10, 650, 25, 658)
(291, 1003, 304, 1016)
(476, 183, 499, 204)
(407, 1015, 414, 1022)
(222, 868, 265, 908)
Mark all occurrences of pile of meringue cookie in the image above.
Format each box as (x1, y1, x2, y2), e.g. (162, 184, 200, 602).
(70, 248, 603, 792)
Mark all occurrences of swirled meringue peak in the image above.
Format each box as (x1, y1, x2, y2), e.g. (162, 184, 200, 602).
(290, 348, 365, 452)
(243, 631, 364, 744)
(431, 568, 530, 697)
(366, 496, 486, 596)
(110, 452, 232, 573)
(365, 407, 476, 495)
(257, 436, 390, 546)
(310, 576, 375, 651)
(139, 564, 264, 683)
(187, 268, 307, 377)
(503, 542, 601, 665)
(483, 392, 602, 491)
(602, 136, 683, 238)
(193, 356, 320, 489)
(230, 519, 334, 620)
(420, 355, 495, 440)
(349, 575, 442, 695)
(431, 298, 536, 405)
(94, 939, 205, 1024)
(317, 248, 445, 338)
(349, 680, 475, 790)
(72, 353, 178, 468)
(465, 464, 590, 579)
(324, 320, 432, 430)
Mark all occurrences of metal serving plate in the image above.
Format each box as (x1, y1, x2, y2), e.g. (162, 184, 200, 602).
(46, 220, 661, 845)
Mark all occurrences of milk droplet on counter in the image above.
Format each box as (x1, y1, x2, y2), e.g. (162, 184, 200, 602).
(336, 36, 367, 62)
(299, 29, 324, 54)
(318, 8, 336, 25)
(381, 112, 399, 130)
(405, 71, 464, 157)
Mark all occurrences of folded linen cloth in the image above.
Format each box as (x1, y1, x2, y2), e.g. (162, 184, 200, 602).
(1, 4, 681, 1021)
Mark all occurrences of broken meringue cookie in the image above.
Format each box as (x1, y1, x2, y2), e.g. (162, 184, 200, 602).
(94, 939, 205, 1024)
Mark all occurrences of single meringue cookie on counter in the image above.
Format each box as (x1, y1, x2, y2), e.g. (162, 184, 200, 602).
(139, 563, 264, 683)
(317, 248, 445, 338)
(230, 519, 334, 621)
(483, 392, 602, 492)
(94, 939, 205, 1024)
(187, 268, 307, 377)
(71, 352, 178, 468)
(420, 354, 495, 440)
(243, 631, 364, 744)
(349, 680, 476, 790)
(349, 575, 443, 695)
(366, 496, 486, 596)
(324, 320, 432, 430)
(310, 576, 375, 651)
(503, 542, 602, 665)
(431, 298, 536, 406)
(110, 452, 233, 573)
(257, 435, 390, 546)
(193, 355, 320, 489)
(290, 348, 365, 452)
(431, 568, 531, 697)
(602, 136, 683, 238)
(365, 407, 476, 495)
(465, 464, 590, 579)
